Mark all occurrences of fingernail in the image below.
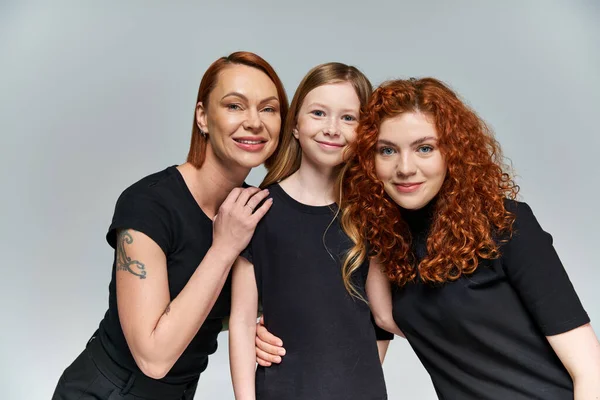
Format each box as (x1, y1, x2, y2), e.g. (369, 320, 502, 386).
(279, 349, 286, 356)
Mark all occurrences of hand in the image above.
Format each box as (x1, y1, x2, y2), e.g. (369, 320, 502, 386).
(212, 187, 273, 256)
(255, 316, 286, 367)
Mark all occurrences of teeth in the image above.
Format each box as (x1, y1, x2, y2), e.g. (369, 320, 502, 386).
(237, 140, 262, 144)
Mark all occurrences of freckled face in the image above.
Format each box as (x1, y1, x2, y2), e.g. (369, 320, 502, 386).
(294, 82, 361, 169)
(375, 111, 447, 210)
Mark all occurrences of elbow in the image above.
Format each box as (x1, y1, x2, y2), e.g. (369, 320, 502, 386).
(374, 315, 398, 334)
(373, 315, 391, 330)
(136, 358, 172, 380)
(130, 348, 174, 380)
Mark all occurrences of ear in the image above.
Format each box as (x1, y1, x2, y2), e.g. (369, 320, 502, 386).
(196, 102, 208, 133)
(292, 125, 299, 139)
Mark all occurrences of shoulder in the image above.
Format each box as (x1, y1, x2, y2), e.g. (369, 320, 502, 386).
(501, 198, 553, 253)
(117, 166, 179, 204)
(107, 166, 181, 250)
(503, 199, 545, 235)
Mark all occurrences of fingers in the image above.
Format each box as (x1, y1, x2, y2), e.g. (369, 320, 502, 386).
(220, 187, 244, 210)
(256, 323, 283, 347)
(256, 334, 286, 357)
(250, 197, 274, 222)
(234, 187, 262, 210)
(257, 357, 272, 367)
(256, 346, 282, 365)
(245, 188, 271, 211)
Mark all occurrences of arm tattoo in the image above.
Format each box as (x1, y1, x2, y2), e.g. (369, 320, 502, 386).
(116, 230, 147, 279)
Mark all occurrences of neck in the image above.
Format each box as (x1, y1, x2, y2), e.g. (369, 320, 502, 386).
(401, 199, 436, 234)
(178, 146, 250, 218)
(279, 157, 338, 206)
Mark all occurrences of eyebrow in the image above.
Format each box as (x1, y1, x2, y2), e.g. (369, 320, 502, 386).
(306, 102, 330, 110)
(377, 136, 437, 147)
(306, 102, 358, 114)
(221, 92, 279, 104)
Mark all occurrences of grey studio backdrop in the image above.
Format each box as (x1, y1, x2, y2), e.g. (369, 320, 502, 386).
(1, 1, 598, 399)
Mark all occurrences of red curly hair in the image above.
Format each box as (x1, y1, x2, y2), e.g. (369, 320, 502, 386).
(339, 78, 519, 295)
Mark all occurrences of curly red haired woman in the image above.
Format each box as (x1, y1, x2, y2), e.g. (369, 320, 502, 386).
(340, 78, 600, 399)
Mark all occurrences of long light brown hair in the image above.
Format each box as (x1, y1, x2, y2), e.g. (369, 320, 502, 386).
(339, 78, 519, 298)
(260, 62, 372, 188)
(187, 51, 288, 169)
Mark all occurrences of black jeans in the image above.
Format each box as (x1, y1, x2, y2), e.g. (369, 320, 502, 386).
(52, 337, 197, 400)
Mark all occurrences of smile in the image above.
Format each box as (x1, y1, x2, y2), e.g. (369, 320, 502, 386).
(233, 137, 268, 152)
(315, 140, 345, 150)
(393, 182, 423, 193)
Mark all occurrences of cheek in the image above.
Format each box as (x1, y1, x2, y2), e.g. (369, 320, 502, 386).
(344, 126, 358, 143)
(210, 112, 238, 135)
(374, 158, 390, 181)
(424, 156, 447, 183)
(297, 117, 321, 137)
(265, 115, 282, 137)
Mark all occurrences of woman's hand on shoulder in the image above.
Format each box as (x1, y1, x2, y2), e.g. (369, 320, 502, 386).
(212, 187, 272, 256)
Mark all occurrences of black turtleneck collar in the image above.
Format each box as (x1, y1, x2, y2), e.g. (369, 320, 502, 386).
(400, 198, 436, 236)
(399, 198, 437, 263)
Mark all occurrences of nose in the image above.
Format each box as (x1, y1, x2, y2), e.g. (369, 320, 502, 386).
(323, 117, 341, 137)
(395, 153, 417, 177)
(243, 108, 262, 132)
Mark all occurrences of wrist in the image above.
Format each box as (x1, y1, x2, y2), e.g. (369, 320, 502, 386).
(207, 245, 239, 267)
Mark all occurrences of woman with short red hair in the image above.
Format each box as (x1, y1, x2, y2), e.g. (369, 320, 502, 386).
(340, 78, 600, 399)
(52, 51, 288, 400)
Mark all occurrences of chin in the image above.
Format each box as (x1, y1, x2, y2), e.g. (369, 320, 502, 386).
(235, 157, 267, 169)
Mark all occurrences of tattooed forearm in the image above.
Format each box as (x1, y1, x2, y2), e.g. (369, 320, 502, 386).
(116, 230, 147, 279)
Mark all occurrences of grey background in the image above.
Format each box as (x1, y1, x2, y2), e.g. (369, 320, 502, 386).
(1, 1, 599, 399)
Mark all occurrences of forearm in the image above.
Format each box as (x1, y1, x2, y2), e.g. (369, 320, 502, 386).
(136, 246, 237, 376)
(547, 323, 600, 400)
(574, 376, 600, 400)
(230, 319, 258, 400)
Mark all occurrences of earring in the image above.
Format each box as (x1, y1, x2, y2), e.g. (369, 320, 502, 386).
(199, 128, 207, 138)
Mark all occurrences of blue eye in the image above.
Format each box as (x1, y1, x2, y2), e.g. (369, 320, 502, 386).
(378, 147, 396, 156)
(311, 110, 325, 117)
(342, 115, 357, 122)
(262, 106, 276, 113)
(417, 145, 434, 154)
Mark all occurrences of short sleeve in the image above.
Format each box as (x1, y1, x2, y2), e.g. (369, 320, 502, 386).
(106, 189, 173, 255)
(371, 313, 394, 340)
(240, 243, 253, 264)
(502, 201, 589, 336)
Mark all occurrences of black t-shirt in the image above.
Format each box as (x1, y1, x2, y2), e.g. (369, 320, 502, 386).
(243, 183, 389, 400)
(97, 166, 231, 384)
(392, 200, 589, 399)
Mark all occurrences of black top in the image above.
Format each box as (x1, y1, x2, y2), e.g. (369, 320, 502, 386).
(392, 199, 590, 400)
(243, 183, 389, 400)
(97, 166, 231, 384)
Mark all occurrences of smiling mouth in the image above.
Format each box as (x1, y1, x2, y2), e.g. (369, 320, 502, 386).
(232, 137, 268, 153)
(393, 182, 423, 193)
(234, 138, 267, 144)
(316, 140, 345, 148)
